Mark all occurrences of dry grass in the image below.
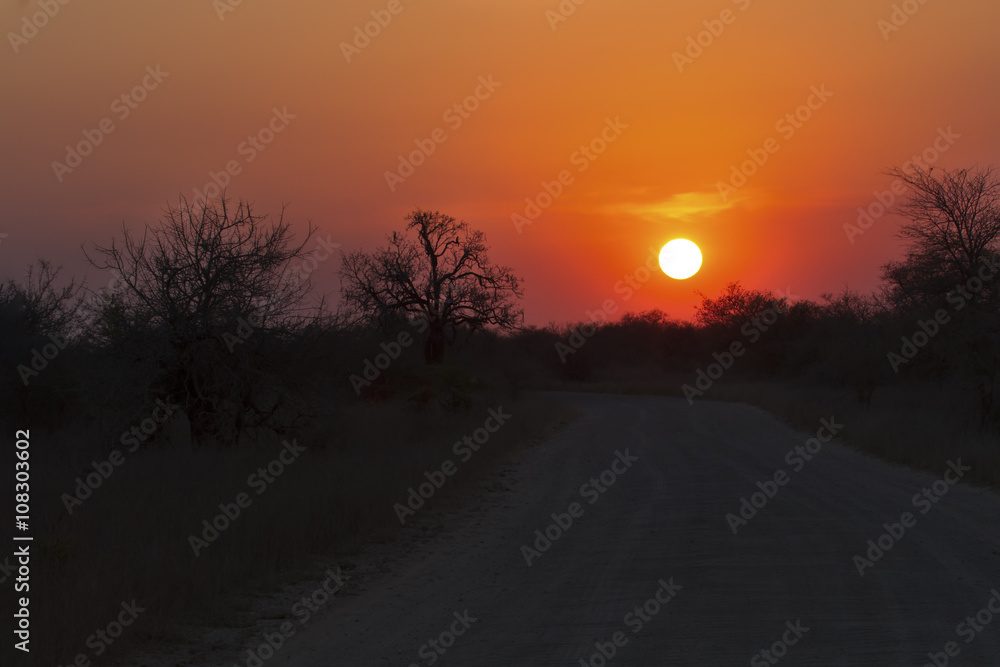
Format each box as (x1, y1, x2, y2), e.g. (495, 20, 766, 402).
(30, 391, 574, 666)
(709, 380, 1000, 489)
(27, 352, 1000, 666)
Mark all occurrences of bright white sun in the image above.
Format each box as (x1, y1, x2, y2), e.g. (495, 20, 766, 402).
(658, 239, 703, 280)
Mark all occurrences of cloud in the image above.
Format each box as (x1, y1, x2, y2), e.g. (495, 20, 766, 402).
(613, 191, 737, 223)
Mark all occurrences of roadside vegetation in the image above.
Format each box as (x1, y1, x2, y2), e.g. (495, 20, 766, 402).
(4, 166, 1000, 663)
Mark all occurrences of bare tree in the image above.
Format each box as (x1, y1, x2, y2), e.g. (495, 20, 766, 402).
(819, 286, 886, 324)
(86, 195, 318, 445)
(339, 209, 524, 363)
(0, 260, 83, 419)
(0, 259, 82, 337)
(882, 166, 1000, 306)
(880, 247, 960, 310)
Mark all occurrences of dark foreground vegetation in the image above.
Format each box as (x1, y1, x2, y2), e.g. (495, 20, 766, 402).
(3, 166, 1000, 663)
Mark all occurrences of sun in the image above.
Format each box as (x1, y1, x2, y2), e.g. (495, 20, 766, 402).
(658, 239, 702, 280)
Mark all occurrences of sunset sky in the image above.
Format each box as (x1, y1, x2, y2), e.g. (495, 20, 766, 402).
(3, 0, 999, 325)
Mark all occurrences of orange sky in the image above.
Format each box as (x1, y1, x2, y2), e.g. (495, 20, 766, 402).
(3, 0, 999, 324)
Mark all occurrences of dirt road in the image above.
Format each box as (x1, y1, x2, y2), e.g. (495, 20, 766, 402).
(265, 393, 1000, 665)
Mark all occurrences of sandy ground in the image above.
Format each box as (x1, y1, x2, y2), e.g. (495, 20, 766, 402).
(138, 392, 1000, 666)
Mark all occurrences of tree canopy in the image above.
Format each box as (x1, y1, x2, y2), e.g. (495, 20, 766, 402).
(339, 209, 524, 362)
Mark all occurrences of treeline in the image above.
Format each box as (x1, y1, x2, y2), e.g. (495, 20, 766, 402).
(525, 165, 1000, 430)
(4, 166, 1000, 447)
(4, 167, 999, 665)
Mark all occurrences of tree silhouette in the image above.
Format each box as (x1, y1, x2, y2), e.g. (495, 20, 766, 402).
(339, 209, 524, 363)
(882, 166, 1000, 306)
(819, 287, 888, 406)
(86, 195, 318, 445)
(0, 260, 83, 419)
(695, 282, 787, 330)
(0, 259, 82, 337)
